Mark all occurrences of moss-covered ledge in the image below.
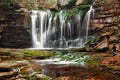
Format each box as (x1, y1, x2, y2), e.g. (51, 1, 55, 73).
(0, 48, 56, 60)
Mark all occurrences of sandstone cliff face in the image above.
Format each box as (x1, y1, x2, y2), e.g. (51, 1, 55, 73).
(91, 0, 120, 52)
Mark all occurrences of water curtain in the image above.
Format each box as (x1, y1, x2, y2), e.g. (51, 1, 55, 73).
(30, 6, 94, 49)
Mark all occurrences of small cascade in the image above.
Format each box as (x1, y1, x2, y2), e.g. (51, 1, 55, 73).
(30, 6, 94, 49)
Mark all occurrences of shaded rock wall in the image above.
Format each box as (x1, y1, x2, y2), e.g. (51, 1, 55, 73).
(0, 2, 31, 48)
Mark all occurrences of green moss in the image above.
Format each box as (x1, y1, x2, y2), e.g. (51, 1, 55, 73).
(0, 51, 11, 56)
(78, 4, 90, 9)
(105, 66, 120, 74)
(29, 74, 52, 80)
(86, 56, 102, 68)
(23, 50, 55, 59)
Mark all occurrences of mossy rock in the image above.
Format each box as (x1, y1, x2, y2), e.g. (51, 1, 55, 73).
(29, 74, 52, 80)
(86, 55, 102, 68)
(0, 52, 11, 56)
(23, 50, 55, 59)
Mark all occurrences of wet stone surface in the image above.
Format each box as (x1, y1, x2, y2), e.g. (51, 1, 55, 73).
(34, 59, 120, 80)
(0, 49, 119, 80)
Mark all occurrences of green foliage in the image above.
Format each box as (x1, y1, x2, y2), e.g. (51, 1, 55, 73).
(78, 4, 90, 9)
(66, 9, 79, 18)
(95, 36, 101, 42)
(88, 36, 102, 44)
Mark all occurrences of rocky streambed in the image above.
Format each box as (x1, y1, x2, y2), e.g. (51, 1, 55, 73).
(0, 48, 119, 80)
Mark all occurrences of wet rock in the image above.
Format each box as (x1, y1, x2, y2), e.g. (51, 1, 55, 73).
(0, 60, 30, 69)
(54, 77, 71, 80)
(0, 68, 12, 72)
(15, 78, 26, 80)
(19, 63, 41, 74)
(75, 0, 84, 6)
(57, 0, 70, 6)
(94, 38, 109, 51)
(31, 63, 41, 71)
(54, 71, 120, 80)
(75, 47, 93, 52)
(15, 8, 28, 13)
(114, 43, 120, 51)
(89, 52, 120, 75)
(0, 56, 11, 61)
(101, 32, 113, 37)
(57, 0, 86, 8)
(109, 35, 119, 42)
(108, 43, 120, 52)
(101, 53, 120, 74)
(33, 74, 52, 80)
(101, 53, 120, 66)
(19, 66, 33, 74)
(0, 70, 17, 80)
(41, 63, 86, 78)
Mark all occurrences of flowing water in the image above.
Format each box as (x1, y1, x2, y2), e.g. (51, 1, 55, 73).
(35, 59, 119, 80)
(30, 6, 94, 49)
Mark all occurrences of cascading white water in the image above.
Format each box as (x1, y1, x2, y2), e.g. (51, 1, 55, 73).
(30, 6, 94, 49)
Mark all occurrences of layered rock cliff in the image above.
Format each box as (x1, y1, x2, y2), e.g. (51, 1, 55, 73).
(0, 0, 120, 49)
(91, 0, 120, 52)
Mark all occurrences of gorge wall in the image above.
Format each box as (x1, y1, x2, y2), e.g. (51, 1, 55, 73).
(0, 0, 120, 50)
(91, 0, 120, 52)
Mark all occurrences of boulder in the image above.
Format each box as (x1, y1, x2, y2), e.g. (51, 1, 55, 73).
(75, 0, 85, 6)
(19, 63, 41, 74)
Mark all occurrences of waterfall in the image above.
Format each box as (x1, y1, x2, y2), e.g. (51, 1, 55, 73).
(30, 6, 94, 49)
